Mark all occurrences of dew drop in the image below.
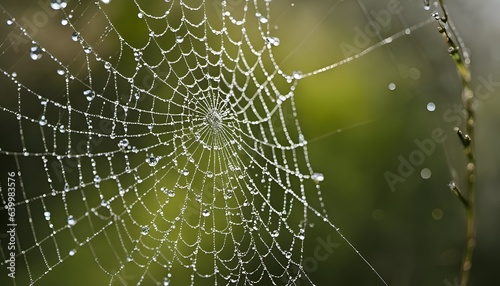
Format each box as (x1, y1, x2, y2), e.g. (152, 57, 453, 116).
(101, 0, 111, 4)
(448, 181, 456, 190)
(285, 252, 292, 259)
(44, 211, 51, 219)
(71, 32, 79, 42)
(206, 171, 213, 178)
(141, 226, 149, 235)
(61, 18, 68, 25)
(161, 187, 175, 197)
(118, 139, 129, 148)
(83, 46, 92, 54)
(83, 90, 95, 101)
(69, 249, 76, 256)
(256, 13, 268, 24)
(138, 12, 143, 19)
(311, 172, 324, 184)
(163, 277, 170, 286)
(298, 134, 306, 144)
(271, 230, 279, 237)
(388, 82, 396, 91)
(423, 2, 430, 10)
(7, 19, 14, 26)
(50, 0, 67, 10)
(56, 69, 65, 76)
(39, 116, 47, 126)
(265, 36, 280, 47)
(67, 215, 76, 226)
(175, 36, 184, 44)
(292, 71, 303, 80)
(180, 168, 189, 176)
(94, 175, 102, 184)
(202, 209, 210, 217)
(426, 102, 436, 112)
(147, 155, 158, 166)
(30, 45, 43, 61)
(420, 168, 432, 179)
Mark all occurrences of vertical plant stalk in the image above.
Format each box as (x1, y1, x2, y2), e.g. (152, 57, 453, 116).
(435, 1, 476, 285)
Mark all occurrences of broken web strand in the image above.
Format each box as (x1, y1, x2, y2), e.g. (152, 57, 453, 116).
(0, 1, 440, 285)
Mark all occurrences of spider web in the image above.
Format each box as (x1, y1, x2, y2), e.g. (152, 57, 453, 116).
(0, 0, 435, 285)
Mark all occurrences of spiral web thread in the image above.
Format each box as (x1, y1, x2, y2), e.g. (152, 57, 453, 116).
(0, 0, 431, 285)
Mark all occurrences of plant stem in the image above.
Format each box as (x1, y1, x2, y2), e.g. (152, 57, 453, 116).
(459, 78, 476, 286)
(435, 2, 476, 285)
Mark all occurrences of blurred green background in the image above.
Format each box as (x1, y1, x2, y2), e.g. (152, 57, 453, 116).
(0, 0, 499, 285)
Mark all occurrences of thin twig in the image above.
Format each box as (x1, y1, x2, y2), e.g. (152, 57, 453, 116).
(434, 1, 476, 286)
